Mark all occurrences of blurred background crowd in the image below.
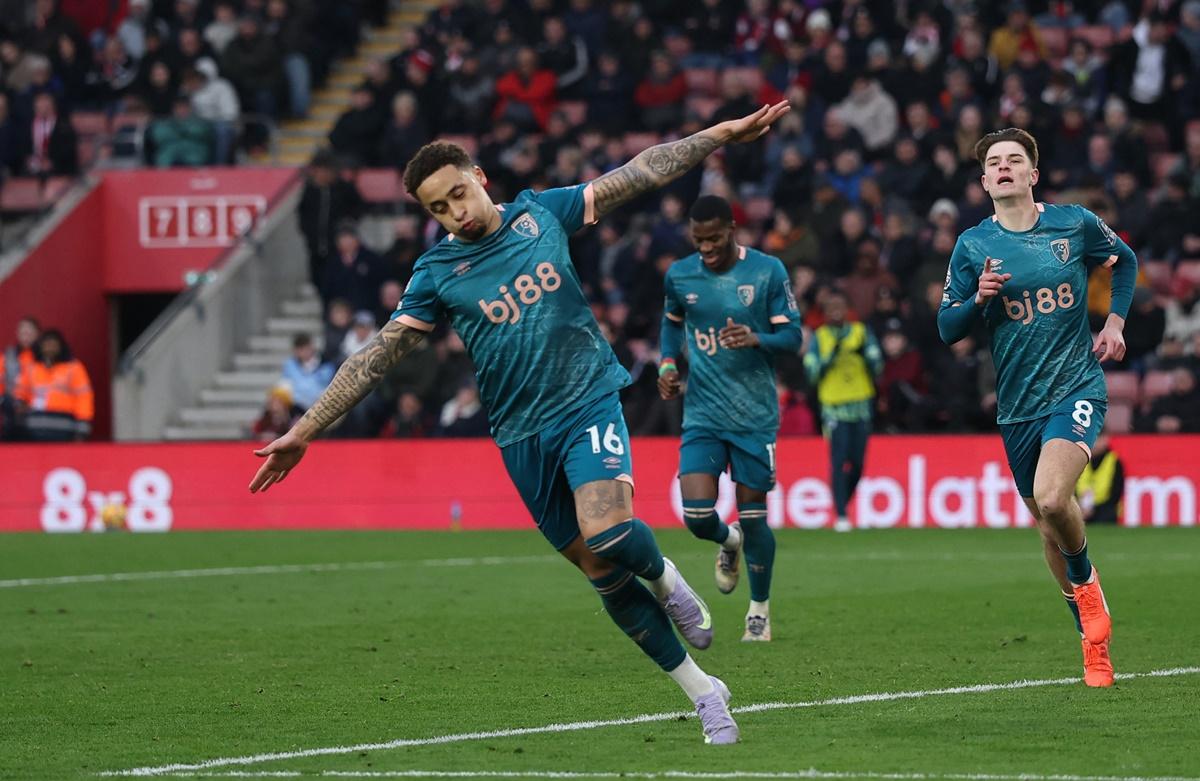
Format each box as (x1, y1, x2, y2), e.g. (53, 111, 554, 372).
(1, 0, 1199, 444)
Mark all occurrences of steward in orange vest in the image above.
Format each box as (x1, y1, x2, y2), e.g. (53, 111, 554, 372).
(15, 330, 94, 441)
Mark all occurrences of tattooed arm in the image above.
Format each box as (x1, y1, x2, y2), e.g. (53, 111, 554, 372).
(248, 319, 427, 492)
(589, 100, 790, 220)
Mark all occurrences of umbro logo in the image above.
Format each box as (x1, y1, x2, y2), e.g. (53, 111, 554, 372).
(685, 293, 699, 304)
(453, 261, 471, 276)
(511, 213, 539, 238)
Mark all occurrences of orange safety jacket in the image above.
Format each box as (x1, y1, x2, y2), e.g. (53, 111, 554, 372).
(15, 358, 94, 438)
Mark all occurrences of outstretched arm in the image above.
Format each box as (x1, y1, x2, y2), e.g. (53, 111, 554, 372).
(589, 101, 790, 220)
(249, 319, 427, 492)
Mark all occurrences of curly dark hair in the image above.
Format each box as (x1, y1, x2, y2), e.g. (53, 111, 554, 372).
(402, 142, 474, 199)
(973, 127, 1039, 169)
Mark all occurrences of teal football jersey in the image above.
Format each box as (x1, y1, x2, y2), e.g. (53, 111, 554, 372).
(664, 247, 799, 432)
(940, 203, 1136, 424)
(393, 185, 630, 446)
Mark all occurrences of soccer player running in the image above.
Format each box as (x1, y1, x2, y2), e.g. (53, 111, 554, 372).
(657, 195, 802, 642)
(938, 128, 1136, 688)
(249, 100, 791, 744)
(803, 289, 883, 532)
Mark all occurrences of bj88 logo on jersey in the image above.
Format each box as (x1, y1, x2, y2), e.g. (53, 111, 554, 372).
(1002, 283, 1076, 324)
(478, 262, 562, 324)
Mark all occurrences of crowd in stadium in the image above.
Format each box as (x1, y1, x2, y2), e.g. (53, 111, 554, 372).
(2, 1, 1200, 442)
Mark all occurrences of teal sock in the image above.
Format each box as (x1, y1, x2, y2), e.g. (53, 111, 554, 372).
(738, 503, 774, 602)
(1059, 537, 1092, 584)
(1062, 590, 1083, 635)
(590, 567, 686, 671)
(585, 519, 666, 580)
(682, 499, 728, 543)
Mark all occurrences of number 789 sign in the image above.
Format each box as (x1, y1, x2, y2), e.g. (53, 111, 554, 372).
(139, 195, 266, 247)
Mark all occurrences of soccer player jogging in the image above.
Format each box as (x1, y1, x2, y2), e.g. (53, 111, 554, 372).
(938, 128, 1136, 688)
(248, 100, 791, 744)
(657, 196, 802, 642)
(803, 290, 883, 532)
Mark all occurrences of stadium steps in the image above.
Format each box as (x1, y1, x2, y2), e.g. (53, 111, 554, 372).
(263, 0, 440, 166)
(165, 283, 324, 441)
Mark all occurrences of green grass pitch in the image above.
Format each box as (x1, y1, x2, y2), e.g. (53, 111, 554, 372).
(2, 527, 1198, 780)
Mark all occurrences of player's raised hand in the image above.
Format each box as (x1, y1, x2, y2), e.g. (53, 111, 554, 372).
(1092, 324, 1126, 363)
(974, 257, 1012, 305)
(719, 317, 760, 349)
(721, 101, 791, 144)
(657, 368, 681, 400)
(249, 431, 309, 493)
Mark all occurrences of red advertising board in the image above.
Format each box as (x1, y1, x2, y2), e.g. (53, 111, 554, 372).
(0, 436, 1195, 533)
(101, 168, 297, 292)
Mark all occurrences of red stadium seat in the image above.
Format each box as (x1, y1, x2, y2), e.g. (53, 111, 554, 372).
(1105, 402, 1133, 433)
(1151, 153, 1180, 184)
(623, 132, 660, 156)
(438, 134, 478, 157)
(0, 178, 48, 212)
(1141, 371, 1174, 404)
(557, 100, 587, 126)
(684, 68, 719, 97)
(743, 195, 774, 224)
(685, 96, 722, 121)
(356, 168, 400, 204)
(723, 66, 763, 94)
(1038, 27, 1069, 59)
(1175, 260, 1200, 286)
(1105, 371, 1139, 404)
(1141, 122, 1170, 154)
(70, 111, 109, 137)
(1074, 25, 1115, 49)
(1141, 260, 1173, 294)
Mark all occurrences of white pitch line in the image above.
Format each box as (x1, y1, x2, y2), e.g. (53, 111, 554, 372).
(0, 555, 559, 589)
(159, 770, 1200, 780)
(10, 549, 1197, 590)
(104, 667, 1200, 778)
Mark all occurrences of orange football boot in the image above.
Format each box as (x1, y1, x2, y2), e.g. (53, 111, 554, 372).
(1082, 638, 1114, 687)
(1071, 566, 1112, 645)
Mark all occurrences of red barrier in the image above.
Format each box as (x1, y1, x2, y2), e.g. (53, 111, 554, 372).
(0, 436, 1195, 533)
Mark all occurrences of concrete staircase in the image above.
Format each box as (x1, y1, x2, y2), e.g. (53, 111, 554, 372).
(268, 1, 440, 166)
(163, 284, 323, 441)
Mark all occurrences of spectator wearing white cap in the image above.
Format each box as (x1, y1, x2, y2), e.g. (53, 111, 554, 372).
(341, 311, 378, 358)
(187, 57, 239, 163)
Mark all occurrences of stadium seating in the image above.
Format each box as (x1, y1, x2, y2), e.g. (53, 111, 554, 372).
(0, 177, 71, 213)
(1176, 261, 1200, 286)
(1104, 371, 1139, 405)
(557, 101, 588, 126)
(683, 68, 719, 97)
(1140, 371, 1174, 404)
(1105, 402, 1133, 433)
(356, 169, 402, 205)
(623, 132, 661, 156)
(686, 96, 722, 122)
(1141, 260, 1173, 294)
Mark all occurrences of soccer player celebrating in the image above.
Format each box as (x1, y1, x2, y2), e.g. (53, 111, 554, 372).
(938, 128, 1136, 687)
(249, 100, 791, 744)
(657, 195, 802, 642)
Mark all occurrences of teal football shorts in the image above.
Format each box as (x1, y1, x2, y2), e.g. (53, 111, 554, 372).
(999, 393, 1106, 498)
(499, 392, 634, 550)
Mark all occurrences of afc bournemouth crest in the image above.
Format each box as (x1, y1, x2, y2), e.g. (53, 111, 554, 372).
(1051, 238, 1071, 264)
(737, 285, 755, 306)
(511, 213, 540, 238)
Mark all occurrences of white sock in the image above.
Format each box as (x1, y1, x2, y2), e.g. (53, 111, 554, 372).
(668, 654, 715, 701)
(749, 599, 769, 617)
(646, 558, 677, 600)
(721, 524, 742, 552)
